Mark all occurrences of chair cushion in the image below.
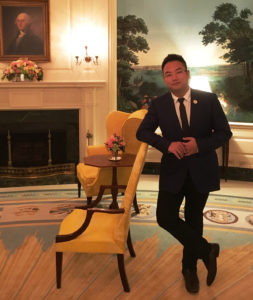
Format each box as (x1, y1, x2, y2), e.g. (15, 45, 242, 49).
(77, 163, 99, 185)
(56, 209, 125, 254)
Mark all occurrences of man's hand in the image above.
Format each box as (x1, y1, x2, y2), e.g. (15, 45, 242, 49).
(168, 138, 198, 159)
(182, 137, 198, 156)
(168, 141, 186, 159)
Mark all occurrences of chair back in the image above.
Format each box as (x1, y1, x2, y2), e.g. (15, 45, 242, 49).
(122, 109, 147, 154)
(122, 118, 143, 154)
(114, 142, 148, 247)
(106, 111, 130, 138)
(128, 109, 147, 120)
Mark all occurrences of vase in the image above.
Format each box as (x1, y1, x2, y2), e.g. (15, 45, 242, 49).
(109, 151, 122, 161)
(11, 75, 32, 82)
(11, 76, 21, 82)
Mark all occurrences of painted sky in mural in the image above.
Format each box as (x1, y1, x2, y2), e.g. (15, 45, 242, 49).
(118, 0, 253, 68)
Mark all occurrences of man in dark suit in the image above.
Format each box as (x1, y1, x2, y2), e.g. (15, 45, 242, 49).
(136, 54, 232, 294)
(7, 12, 43, 55)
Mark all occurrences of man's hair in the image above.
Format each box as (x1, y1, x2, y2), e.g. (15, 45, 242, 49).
(161, 54, 187, 71)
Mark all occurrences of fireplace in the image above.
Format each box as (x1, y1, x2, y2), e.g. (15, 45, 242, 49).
(0, 110, 79, 177)
(0, 80, 107, 186)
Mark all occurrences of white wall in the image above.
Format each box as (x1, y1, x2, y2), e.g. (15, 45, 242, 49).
(45, 0, 117, 147)
(0, 0, 117, 155)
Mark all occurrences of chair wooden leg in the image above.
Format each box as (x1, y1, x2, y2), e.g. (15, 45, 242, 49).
(117, 254, 130, 292)
(56, 252, 63, 289)
(133, 193, 139, 214)
(87, 196, 92, 205)
(127, 230, 136, 257)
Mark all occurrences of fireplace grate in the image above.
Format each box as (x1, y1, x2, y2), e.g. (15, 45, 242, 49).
(0, 163, 75, 178)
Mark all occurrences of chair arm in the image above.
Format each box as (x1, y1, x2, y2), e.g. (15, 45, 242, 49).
(55, 208, 125, 243)
(87, 145, 108, 156)
(88, 207, 125, 214)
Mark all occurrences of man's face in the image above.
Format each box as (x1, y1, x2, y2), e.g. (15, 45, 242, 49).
(163, 60, 190, 96)
(16, 13, 30, 31)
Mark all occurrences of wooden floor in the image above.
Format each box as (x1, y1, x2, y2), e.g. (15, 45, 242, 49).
(0, 234, 252, 299)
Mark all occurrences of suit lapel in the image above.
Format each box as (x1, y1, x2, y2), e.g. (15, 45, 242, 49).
(190, 89, 201, 132)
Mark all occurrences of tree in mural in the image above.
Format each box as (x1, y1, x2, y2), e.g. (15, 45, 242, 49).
(199, 3, 253, 116)
(199, 2, 253, 81)
(117, 15, 150, 111)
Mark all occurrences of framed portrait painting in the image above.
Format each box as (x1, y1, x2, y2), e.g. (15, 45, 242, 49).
(0, 0, 50, 61)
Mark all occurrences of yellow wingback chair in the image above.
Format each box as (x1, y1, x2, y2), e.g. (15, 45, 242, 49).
(55, 142, 148, 292)
(76, 109, 147, 212)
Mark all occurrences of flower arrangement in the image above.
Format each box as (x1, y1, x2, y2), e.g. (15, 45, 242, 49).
(1, 58, 43, 81)
(105, 133, 125, 156)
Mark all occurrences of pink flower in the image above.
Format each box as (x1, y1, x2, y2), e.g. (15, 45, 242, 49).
(105, 133, 125, 153)
(107, 141, 114, 148)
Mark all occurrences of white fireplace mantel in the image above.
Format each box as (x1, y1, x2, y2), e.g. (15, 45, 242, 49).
(0, 80, 107, 162)
(0, 81, 106, 89)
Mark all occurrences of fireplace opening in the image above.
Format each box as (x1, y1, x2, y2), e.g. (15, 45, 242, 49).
(12, 132, 49, 167)
(0, 110, 79, 173)
(7, 131, 68, 167)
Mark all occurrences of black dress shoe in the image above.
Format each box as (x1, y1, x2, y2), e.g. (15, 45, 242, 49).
(203, 243, 220, 286)
(182, 269, 199, 293)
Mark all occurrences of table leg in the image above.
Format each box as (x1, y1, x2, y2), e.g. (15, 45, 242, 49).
(110, 187, 119, 209)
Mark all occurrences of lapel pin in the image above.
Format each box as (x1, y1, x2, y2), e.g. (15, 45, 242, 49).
(193, 99, 198, 104)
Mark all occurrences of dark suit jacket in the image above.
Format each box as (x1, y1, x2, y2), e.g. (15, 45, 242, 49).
(136, 89, 232, 193)
(7, 30, 43, 55)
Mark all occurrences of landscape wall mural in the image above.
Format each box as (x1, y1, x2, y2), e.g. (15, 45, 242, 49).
(117, 0, 253, 123)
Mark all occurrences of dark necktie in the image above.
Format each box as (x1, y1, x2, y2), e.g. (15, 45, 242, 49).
(178, 98, 190, 136)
